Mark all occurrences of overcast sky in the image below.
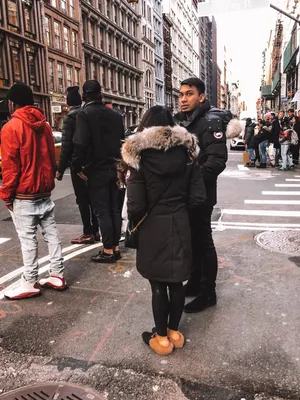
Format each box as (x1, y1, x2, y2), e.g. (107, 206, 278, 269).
(212, 0, 288, 115)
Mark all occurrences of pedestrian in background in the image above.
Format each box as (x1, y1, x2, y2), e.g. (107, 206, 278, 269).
(256, 114, 272, 168)
(56, 86, 100, 244)
(0, 83, 66, 299)
(174, 77, 228, 313)
(279, 122, 294, 171)
(290, 115, 300, 166)
(73, 80, 125, 263)
(244, 117, 256, 167)
(121, 106, 206, 355)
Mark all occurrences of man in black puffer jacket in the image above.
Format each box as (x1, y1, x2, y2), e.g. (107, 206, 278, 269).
(57, 86, 99, 244)
(73, 80, 125, 264)
(174, 77, 228, 313)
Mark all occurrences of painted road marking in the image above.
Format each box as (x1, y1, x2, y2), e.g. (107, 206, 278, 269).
(0, 243, 86, 286)
(262, 191, 300, 195)
(0, 242, 101, 299)
(213, 225, 300, 231)
(286, 179, 300, 182)
(275, 184, 300, 187)
(222, 209, 300, 217)
(244, 199, 300, 205)
(0, 238, 10, 245)
(212, 221, 300, 227)
(238, 164, 249, 171)
(295, 175, 300, 178)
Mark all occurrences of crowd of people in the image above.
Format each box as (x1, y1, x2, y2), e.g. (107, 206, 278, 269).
(0, 77, 234, 356)
(244, 109, 300, 170)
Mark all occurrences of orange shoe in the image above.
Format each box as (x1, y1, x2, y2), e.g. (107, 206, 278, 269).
(167, 329, 185, 349)
(142, 332, 174, 356)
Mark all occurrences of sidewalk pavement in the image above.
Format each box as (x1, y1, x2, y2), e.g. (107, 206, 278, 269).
(0, 228, 299, 399)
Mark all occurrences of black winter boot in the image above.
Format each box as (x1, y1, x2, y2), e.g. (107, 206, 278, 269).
(184, 291, 217, 313)
(256, 163, 267, 168)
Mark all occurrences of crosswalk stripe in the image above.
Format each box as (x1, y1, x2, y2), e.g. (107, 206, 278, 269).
(244, 199, 300, 205)
(238, 164, 249, 171)
(212, 221, 300, 227)
(0, 238, 10, 245)
(222, 209, 300, 217)
(286, 179, 300, 182)
(262, 191, 300, 195)
(275, 184, 300, 187)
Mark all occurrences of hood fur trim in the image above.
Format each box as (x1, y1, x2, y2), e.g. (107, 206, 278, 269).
(122, 125, 199, 170)
(226, 118, 243, 139)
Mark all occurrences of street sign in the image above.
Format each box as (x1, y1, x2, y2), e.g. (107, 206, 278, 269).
(198, 0, 270, 16)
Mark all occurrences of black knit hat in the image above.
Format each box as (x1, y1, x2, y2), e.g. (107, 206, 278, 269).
(6, 83, 34, 106)
(82, 80, 101, 97)
(66, 86, 81, 106)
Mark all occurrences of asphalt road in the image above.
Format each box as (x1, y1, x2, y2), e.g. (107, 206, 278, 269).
(0, 150, 299, 400)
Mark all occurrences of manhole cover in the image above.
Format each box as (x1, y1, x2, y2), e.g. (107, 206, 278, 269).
(0, 382, 105, 400)
(255, 231, 300, 255)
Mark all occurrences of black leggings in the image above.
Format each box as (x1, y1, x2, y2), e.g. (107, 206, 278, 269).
(149, 281, 185, 337)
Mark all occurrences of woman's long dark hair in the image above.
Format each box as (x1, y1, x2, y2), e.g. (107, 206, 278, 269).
(137, 106, 175, 132)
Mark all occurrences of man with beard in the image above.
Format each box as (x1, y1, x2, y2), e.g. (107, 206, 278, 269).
(174, 77, 228, 313)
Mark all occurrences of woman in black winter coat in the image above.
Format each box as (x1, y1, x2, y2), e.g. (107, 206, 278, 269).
(121, 106, 206, 356)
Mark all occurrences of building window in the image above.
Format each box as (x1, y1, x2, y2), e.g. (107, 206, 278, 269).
(61, 0, 66, 13)
(127, 16, 131, 34)
(49, 60, 55, 91)
(51, 0, 57, 7)
(130, 76, 134, 94)
(69, 0, 75, 18)
(90, 22, 96, 47)
(23, 1, 35, 37)
(102, 65, 107, 88)
(8, 0, 19, 31)
(108, 33, 112, 54)
(121, 11, 125, 29)
(116, 37, 120, 58)
(110, 67, 114, 90)
(114, 5, 118, 24)
(75, 68, 80, 86)
(128, 48, 132, 65)
(118, 71, 122, 92)
(98, 1, 103, 12)
(122, 42, 126, 61)
(145, 69, 152, 88)
(54, 21, 61, 50)
(124, 74, 127, 93)
(72, 31, 78, 57)
(57, 62, 64, 92)
(66, 65, 72, 87)
(26, 44, 38, 88)
(45, 16, 51, 46)
(0, 38, 8, 87)
(10, 41, 22, 82)
(106, 0, 110, 18)
(91, 61, 97, 80)
(100, 27, 104, 50)
(64, 26, 69, 54)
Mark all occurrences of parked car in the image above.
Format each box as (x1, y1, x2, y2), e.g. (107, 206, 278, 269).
(0, 131, 62, 176)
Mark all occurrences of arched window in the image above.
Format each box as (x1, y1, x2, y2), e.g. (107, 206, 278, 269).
(145, 69, 152, 89)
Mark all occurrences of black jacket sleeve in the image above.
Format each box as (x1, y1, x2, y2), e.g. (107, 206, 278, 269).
(72, 110, 91, 173)
(200, 123, 228, 185)
(57, 113, 76, 174)
(126, 167, 147, 223)
(187, 162, 207, 208)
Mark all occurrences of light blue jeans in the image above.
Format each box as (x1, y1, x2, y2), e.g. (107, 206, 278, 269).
(259, 140, 269, 164)
(281, 144, 293, 169)
(10, 197, 64, 283)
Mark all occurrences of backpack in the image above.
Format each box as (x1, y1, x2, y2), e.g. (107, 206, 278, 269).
(291, 129, 299, 145)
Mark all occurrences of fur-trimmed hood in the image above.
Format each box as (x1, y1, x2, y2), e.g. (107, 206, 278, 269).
(121, 125, 199, 170)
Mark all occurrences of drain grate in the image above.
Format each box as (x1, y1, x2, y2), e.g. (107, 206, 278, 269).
(0, 382, 105, 400)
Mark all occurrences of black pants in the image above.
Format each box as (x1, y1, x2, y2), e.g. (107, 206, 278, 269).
(188, 205, 218, 293)
(149, 281, 185, 337)
(71, 169, 99, 235)
(89, 170, 122, 249)
(290, 144, 299, 165)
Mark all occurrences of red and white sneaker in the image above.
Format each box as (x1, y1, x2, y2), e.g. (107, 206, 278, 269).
(39, 276, 67, 291)
(4, 277, 41, 300)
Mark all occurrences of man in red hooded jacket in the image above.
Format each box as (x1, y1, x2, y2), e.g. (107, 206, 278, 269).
(0, 83, 66, 299)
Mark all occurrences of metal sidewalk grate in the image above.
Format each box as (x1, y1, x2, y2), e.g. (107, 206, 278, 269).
(0, 382, 105, 400)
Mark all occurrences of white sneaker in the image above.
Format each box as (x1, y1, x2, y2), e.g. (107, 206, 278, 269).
(39, 276, 67, 291)
(4, 277, 41, 300)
